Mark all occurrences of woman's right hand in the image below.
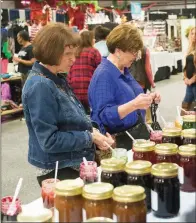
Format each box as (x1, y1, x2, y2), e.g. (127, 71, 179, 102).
(133, 93, 153, 110)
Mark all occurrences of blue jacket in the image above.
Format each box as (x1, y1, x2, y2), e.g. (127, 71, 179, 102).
(22, 62, 95, 169)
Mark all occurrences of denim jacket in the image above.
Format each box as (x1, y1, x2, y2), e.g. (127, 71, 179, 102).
(22, 62, 95, 169)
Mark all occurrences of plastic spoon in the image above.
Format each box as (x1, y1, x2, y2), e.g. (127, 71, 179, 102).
(54, 161, 59, 184)
(104, 141, 114, 151)
(125, 131, 136, 143)
(83, 157, 88, 166)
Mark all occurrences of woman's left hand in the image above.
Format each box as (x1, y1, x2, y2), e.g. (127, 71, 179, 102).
(149, 92, 161, 104)
(13, 56, 21, 63)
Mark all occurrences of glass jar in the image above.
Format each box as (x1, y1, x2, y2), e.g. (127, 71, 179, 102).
(151, 163, 180, 218)
(178, 144, 196, 192)
(182, 115, 196, 130)
(101, 158, 126, 187)
(82, 182, 113, 221)
(112, 148, 128, 162)
(125, 160, 152, 211)
(84, 217, 114, 222)
(162, 127, 182, 146)
(113, 185, 147, 223)
(54, 179, 84, 223)
(80, 161, 98, 184)
(150, 131, 163, 144)
(155, 143, 178, 164)
(133, 141, 156, 164)
(1, 196, 21, 222)
(17, 208, 52, 222)
(181, 129, 196, 145)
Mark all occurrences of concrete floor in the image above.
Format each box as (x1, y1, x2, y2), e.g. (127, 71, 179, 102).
(1, 73, 186, 205)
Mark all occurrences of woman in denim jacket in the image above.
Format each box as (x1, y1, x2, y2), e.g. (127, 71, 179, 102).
(22, 23, 114, 186)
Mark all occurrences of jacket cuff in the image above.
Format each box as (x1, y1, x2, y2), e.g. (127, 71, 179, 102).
(84, 130, 93, 148)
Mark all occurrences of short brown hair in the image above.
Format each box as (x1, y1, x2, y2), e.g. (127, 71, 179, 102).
(33, 23, 79, 65)
(106, 23, 143, 54)
(94, 25, 111, 41)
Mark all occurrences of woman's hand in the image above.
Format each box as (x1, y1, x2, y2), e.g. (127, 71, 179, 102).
(13, 56, 21, 63)
(149, 92, 161, 104)
(133, 93, 153, 110)
(184, 78, 189, 85)
(91, 129, 114, 150)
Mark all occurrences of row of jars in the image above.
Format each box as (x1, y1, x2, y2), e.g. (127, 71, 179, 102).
(181, 114, 196, 130)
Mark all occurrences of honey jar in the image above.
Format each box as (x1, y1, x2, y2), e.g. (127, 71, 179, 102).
(182, 115, 196, 130)
(162, 127, 182, 146)
(181, 129, 196, 145)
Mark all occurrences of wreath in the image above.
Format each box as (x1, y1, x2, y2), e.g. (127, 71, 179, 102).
(112, 0, 128, 10)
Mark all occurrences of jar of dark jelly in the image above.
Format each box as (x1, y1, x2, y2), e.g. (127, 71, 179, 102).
(101, 158, 126, 187)
(133, 141, 156, 164)
(181, 129, 196, 145)
(178, 144, 196, 192)
(182, 115, 196, 130)
(162, 127, 182, 146)
(151, 163, 180, 218)
(155, 143, 178, 164)
(125, 160, 152, 211)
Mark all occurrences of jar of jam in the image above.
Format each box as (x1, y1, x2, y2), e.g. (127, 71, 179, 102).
(125, 160, 152, 211)
(181, 129, 196, 145)
(151, 163, 180, 218)
(80, 161, 98, 184)
(162, 127, 182, 146)
(41, 178, 60, 209)
(133, 141, 155, 164)
(101, 158, 126, 187)
(54, 179, 84, 223)
(82, 182, 113, 221)
(150, 131, 163, 144)
(1, 196, 22, 222)
(182, 115, 196, 130)
(112, 148, 128, 162)
(17, 208, 53, 222)
(155, 143, 178, 164)
(84, 217, 114, 222)
(178, 144, 196, 192)
(113, 185, 147, 223)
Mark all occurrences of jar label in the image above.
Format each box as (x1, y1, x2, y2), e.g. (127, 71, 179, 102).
(113, 213, 117, 221)
(151, 190, 158, 211)
(54, 208, 59, 223)
(83, 208, 87, 221)
(178, 166, 184, 184)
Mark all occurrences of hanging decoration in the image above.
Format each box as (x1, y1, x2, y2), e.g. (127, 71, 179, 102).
(112, 0, 128, 10)
(42, 1, 52, 21)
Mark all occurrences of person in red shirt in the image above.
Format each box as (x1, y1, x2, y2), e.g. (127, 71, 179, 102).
(68, 30, 101, 114)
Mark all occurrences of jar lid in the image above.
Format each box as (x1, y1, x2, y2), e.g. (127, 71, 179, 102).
(183, 115, 195, 122)
(125, 160, 152, 175)
(84, 217, 115, 222)
(55, 179, 84, 196)
(155, 143, 178, 155)
(151, 163, 178, 177)
(82, 182, 113, 200)
(113, 185, 146, 203)
(181, 129, 196, 139)
(101, 158, 126, 172)
(133, 140, 155, 152)
(17, 209, 52, 222)
(178, 144, 196, 156)
(162, 127, 181, 137)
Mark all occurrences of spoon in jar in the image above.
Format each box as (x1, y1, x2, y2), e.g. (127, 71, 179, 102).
(83, 157, 88, 166)
(54, 161, 59, 184)
(125, 131, 136, 143)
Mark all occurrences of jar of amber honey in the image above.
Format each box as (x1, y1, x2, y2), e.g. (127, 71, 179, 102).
(182, 115, 196, 130)
(133, 141, 155, 164)
(101, 158, 126, 187)
(84, 217, 114, 222)
(151, 163, 180, 218)
(155, 143, 178, 164)
(54, 179, 84, 223)
(178, 144, 196, 192)
(113, 185, 147, 223)
(82, 182, 113, 221)
(181, 129, 196, 145)
(125, 160, 152, 211)
(162, 127, 182, 146)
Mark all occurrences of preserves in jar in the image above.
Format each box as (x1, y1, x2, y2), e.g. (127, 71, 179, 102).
(82, 182, 113, 220)
(101, 158, 126, 187)
(182, 115, 196, 130)
(150, 131, 163, 144)
(80, 161, 98, 184)
(133, 141, 155, 164)
(125, 160, 152, 211)
(181, 129, 196, 145)
(54, 179, 84, 223)
(151, 163, 180, 218)
(113, 185, 147, 223)
(178, 144, 196, 192)
(155, 143, 178, 164)
(162, 127, 182, 146)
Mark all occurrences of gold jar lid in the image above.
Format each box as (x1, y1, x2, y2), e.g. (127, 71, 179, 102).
(181, 129, 196, 139)
(178, 144, 196, 156)
(151, 163, 178, 177)
(101, 158, 126, 172)
(125, 160, 152, 175)
(17, 209, 52, 222)
(84, 217, 115, 222)
(183, 115, 196, 123)
(133, 140, 155, 152)
(155, 143, 178, 155)
(82, 182, 113, 200)
(55, 179, 84, 196)
(113, 185, 146, 203)
(162, 127, 181, 137)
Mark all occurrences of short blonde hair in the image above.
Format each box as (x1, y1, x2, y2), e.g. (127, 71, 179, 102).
(106, 23, 143, 54)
